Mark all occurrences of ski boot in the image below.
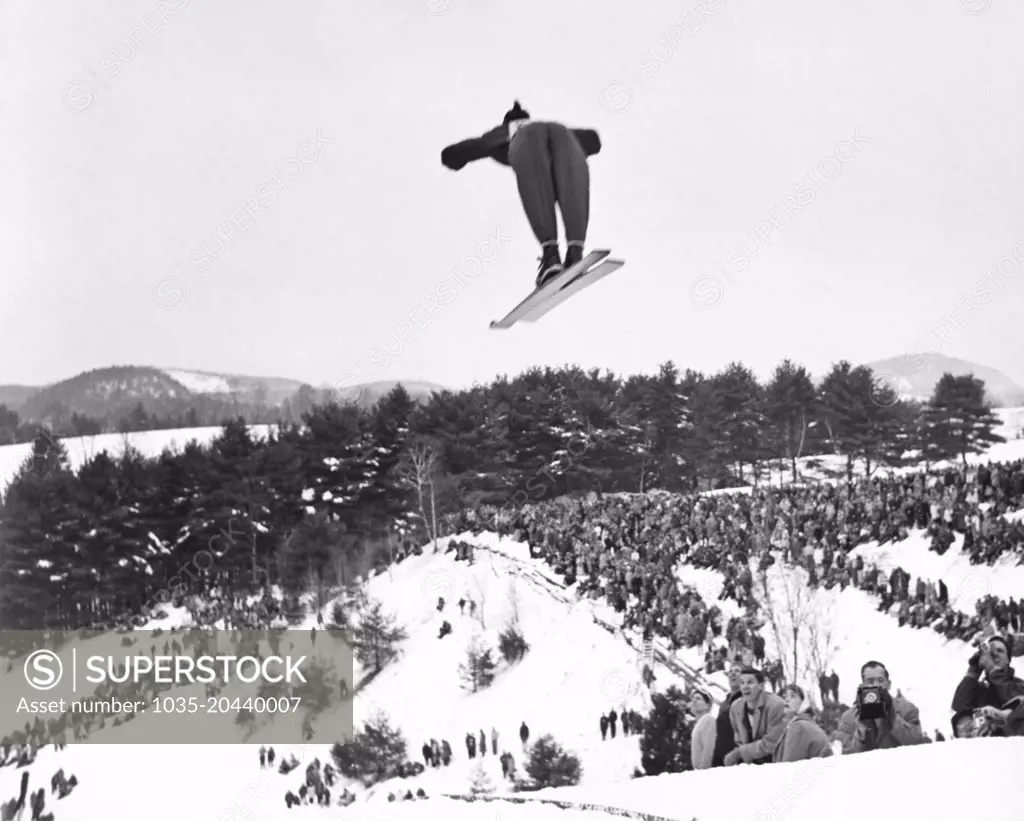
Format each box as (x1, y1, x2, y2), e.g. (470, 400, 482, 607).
(563, 241, 585, 273)
(535, 242, 562, 288)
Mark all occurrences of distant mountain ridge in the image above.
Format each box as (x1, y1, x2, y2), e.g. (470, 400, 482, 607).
(3, 354, 1019, 423)
(862, 354, 1024, 407)
(0, 366, 446, 421)
(0, 385, 39, 410)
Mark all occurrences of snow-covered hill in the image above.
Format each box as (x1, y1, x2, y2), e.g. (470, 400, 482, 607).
(2, 414, 1024, 819)
(2, 574, 1021, 821)
(5, 523, 1023, 820)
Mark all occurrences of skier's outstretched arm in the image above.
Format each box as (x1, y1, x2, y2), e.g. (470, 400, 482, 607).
(441, 125, 508, 170)
(571, 129, 601, 157)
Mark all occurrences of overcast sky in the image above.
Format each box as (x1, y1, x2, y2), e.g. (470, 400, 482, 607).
(2, 0, 1022, 392)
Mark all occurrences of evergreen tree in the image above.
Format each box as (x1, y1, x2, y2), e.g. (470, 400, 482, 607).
(710, 362, 767, 484)
(922, 373, 1005, 463)
(861, 390, 910, 476)
(817, 361, 906, 482)
(468, 762, 496, 795)
(0, 439, 79, 628)
(639, 685, 693, 776)
(459, 632, 498, 692)
(677, 369, 720, 490)
(765, 359, 817, 482)
(497, 622, 530, 664)
(331, 710, 407, 785)
(352, 597, 407, 674)
(302, 401, 377, 531)
(363, 385, 417, 532)
(205, 418, 273, 589)
(638, 362, 691, 491)
(612, 374, 658, 492)
(277, 510, 349, 599)
(524, 734, 582, 788)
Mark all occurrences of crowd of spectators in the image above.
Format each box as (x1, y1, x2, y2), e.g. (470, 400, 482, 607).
(443, 457, 1024, 766)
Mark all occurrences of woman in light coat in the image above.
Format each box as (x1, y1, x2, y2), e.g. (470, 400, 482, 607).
(689, 689, 717, 770)
(773, 685, 832, 763)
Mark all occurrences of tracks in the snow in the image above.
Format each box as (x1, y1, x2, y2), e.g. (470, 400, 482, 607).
(442, 791, 692, 821)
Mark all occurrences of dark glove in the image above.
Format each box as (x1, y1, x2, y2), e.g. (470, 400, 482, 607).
(968, 651, 982, 674)
(440, 149, 465, 171)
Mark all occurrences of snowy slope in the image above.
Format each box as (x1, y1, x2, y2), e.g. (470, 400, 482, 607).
(2, 530, 1023, 819)
(463, 530, 999, 742)
(848, 529, 1024, 615)
(349, 537, 686, 789)
(2, 726, 1020, 820)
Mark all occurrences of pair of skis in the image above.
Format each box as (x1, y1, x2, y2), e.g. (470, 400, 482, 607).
(489, 249, 625, 330)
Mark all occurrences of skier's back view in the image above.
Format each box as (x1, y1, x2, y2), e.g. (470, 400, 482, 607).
(441, 101, 601, 287)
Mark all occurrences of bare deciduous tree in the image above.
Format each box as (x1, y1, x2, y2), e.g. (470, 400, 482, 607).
(399, 441, 440, 552)
(756, 562, 840, 694)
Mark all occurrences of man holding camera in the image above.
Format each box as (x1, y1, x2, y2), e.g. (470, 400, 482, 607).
(950, 636, 1024, 737)
(836, 661, 927, 754)
(723, 667, 787, 766)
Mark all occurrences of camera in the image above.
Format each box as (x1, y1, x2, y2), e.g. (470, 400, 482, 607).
(857, 685, 886, 720)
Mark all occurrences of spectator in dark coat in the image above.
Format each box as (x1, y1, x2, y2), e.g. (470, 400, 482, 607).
(950, 636, 1024, 737)
(711, 663, 744, 767)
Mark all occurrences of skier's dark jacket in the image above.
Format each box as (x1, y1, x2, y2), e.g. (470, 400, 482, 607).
(441, 122, 601, 171)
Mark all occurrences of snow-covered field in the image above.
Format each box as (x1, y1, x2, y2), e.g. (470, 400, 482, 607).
(0, 424, 277, 498)
(1, 735, 1020, 821)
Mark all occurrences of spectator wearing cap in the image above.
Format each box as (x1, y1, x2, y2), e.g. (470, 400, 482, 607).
(724, 667, 786, 766)
(951, 636, 1024, 737)
(689, 688, 717, 770)
(773, 685, 832, 763)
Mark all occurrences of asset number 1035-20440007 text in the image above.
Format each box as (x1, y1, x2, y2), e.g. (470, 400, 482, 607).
(150, 696, 302, 714)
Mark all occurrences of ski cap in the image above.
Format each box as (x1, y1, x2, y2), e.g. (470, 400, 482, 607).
(503, 100, 530, 125)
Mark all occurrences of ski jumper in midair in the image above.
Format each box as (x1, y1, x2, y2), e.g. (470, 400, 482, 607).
(441, 101, 601, 287)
